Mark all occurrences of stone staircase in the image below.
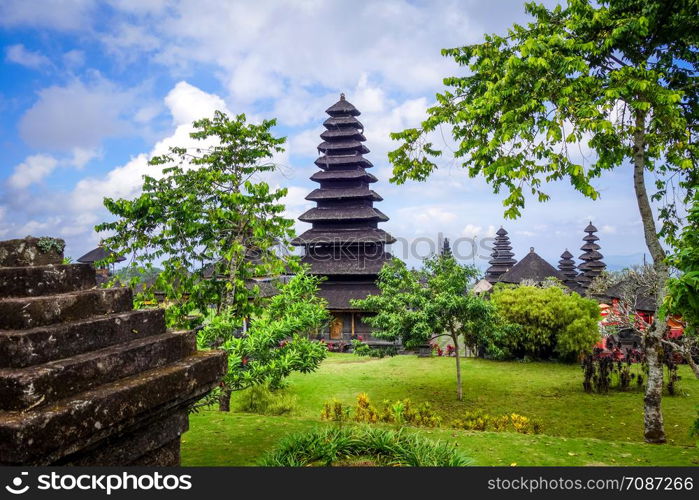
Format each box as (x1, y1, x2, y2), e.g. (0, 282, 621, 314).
(0, 237, 227, 465)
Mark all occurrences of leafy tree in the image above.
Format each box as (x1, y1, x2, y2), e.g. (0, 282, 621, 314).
(97, 111, 328, 410)
(663, 191, 699, 378)
(198, 269, 330, 410)
(389, 0, 697, 443)
(353, 254, 500, 401)
(490, 284, 600, 361)
(97, 111, 295, 326)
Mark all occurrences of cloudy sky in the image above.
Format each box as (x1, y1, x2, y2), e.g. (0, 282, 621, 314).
(0, 0, 650, 270)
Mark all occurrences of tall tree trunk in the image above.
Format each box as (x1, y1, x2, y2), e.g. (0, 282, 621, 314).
(218, 388, 232, 412)
(632, 110, 668, 444)
(452, 333, 463, 401)
(684, 348, 699, 379)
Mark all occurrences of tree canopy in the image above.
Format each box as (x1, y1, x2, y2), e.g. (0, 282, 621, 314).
(97, 111, 295, 326)
(388, 0, 697, 444)
(353, 254, 500, 400)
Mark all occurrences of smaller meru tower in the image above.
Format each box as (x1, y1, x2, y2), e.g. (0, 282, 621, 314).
(291, 94, 395, 344)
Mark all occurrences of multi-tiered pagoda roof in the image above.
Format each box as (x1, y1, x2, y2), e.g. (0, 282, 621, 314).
(558, 249, 580, 289)
(484, 227, 517, 284)
(577, 222, 606, 289)
(291, 94, 395, 309)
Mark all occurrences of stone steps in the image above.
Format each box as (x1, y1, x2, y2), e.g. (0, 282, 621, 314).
(60, 412, 188, 466)
(0, 330, 197, 411)
(0, 264, 96, 298)
(0, 236, 226, 466)
(0, 287, 133, 330)
(0, 350, 226, 465)
(0, 309, 166, 368)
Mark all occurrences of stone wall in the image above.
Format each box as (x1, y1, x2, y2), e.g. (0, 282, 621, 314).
(0, 236, 227, 465)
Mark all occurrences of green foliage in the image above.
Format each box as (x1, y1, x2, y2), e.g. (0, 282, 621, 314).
(61, 256, 73, 265)
(389, 0, 697, 230)
(233, 385, 298, 416)
(451, 410, 542, 434)
(199, 269, 330, 392)
(490, 285, 600, 361)
(354, 255, 499, 350)
(258, 426, 472, 467)
(36, 237, 65, 255)
(350, 339, 397, 358)
(690, 406, 699, 446)
(353, 253, 503, 400)
(114, 265, 163, 284)
(664, 190, 699, 336)
(96, 111, 295, 327)
(321, 393, 441, 428)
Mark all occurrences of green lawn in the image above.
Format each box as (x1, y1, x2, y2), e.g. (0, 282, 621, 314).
(182, 353, 699, 466)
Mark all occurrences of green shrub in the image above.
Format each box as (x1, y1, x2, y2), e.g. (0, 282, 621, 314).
(233, 385, 297, 416)
(490, 285, 600, 361)
(451, 410, 542, 434)
(321, 393, 441, 428)
(259, 426, 472, 467)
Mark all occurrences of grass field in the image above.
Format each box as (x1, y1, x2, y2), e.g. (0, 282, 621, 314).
(181, 353, 699, 466)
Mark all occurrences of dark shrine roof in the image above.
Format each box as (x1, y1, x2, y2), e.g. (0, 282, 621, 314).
(310, 169, 377, 183)
(314, 154, 373, 169)
(292, 228, 396, 245)
(305, 187, 382, 201)
(293, 93, 396, 289)
(498, 248, 566, 284)
(325, 94, 361, 116)
(318, 281, 380, 310)
(320, 129, 366, 141)
(301, 253, 391, 275)
(299, 206, 389, 223)
(77, 246, 126, 264)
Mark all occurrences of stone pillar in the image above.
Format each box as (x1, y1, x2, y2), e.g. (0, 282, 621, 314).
(0, 236, 227, 465)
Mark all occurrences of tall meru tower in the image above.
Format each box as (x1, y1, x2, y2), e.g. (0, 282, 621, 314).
(291, 94, 396, 344)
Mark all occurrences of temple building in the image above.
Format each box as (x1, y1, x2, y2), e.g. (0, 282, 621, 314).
(480, 224, 605, 291)
(484, 227, 517, 284)
(498, 247, 566, 285)
(291, 94, 396, 345)
(77, 244, 125, 284)
(577, 222, 607, 289)
(558, 249, 581, 291)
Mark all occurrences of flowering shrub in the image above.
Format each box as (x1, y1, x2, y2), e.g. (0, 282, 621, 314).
(321, 393, 441, 428)
(451, 410, 542, 435)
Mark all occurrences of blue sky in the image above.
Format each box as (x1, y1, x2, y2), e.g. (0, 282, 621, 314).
(0, 0, 651, 271)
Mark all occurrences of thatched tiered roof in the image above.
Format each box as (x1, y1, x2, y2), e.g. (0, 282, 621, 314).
(291, 94, 396, 309)
(577, 222, 606, 289)
(484, 227, 517, 283)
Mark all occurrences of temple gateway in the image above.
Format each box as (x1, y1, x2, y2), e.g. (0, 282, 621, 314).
(291, 94, 396, 345)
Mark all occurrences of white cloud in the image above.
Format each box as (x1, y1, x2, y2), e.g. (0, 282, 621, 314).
(19, 78, 138, 151)
(461, 224, 483, 238)
(164, 81, 229, 126)
(5, 44, 51, 69)
(7, 155, 59, 189)
(63, 49, 86, 67)
(0, 0, 95, 31)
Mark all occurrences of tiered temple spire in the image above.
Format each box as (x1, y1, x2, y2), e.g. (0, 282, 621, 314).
(441, 237, 452, 257)
(558, 249, 579, 288)
(291, 94, 395, 311)
(577, 222, 606, 289)
(484, 227, 517, 283)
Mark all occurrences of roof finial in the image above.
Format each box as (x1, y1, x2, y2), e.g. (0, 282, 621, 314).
(530, 247, 534, 253)
(340, 92, 345, 101)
